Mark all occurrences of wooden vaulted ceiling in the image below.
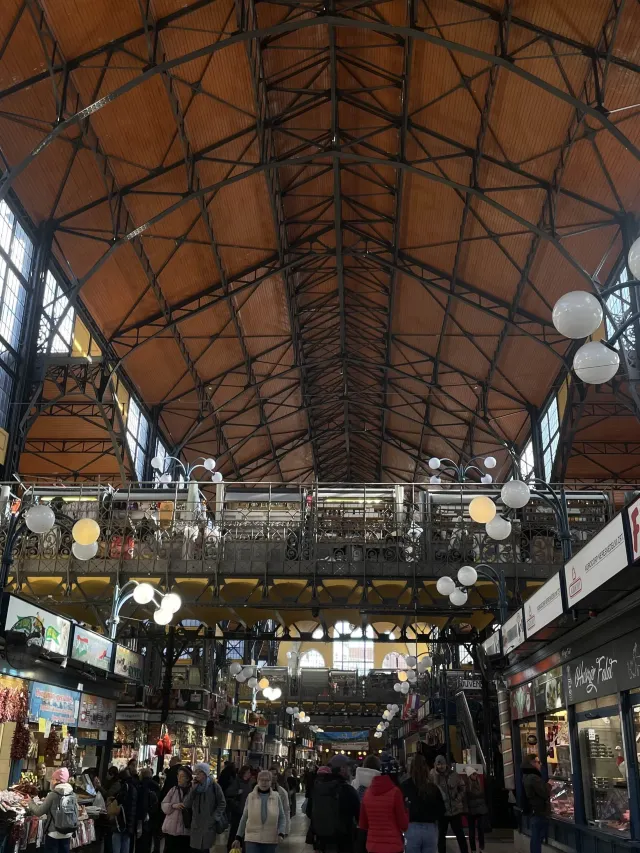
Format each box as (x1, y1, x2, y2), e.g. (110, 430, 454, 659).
(1, 0, 640, 483)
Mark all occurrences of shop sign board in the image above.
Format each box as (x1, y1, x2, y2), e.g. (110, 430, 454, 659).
(5, 595, 71, 656)
(564, 514, 627, 606)
(29, 682, 80, 725)
(482, 631, 501, 657)
(315, 730, 369, 741)
(510, 682, 535, 719)
(114, 645, 144, 681)
(524, 574, 564, 638)
(78, 693, 117, 730)
(71, 625, 114, 672)
(533, 667, 564, 712)
(626, 495, 640, 563)
(502, 610, 525, 654)
(563, 631, 640, 703)
(445, 670, 483, 692)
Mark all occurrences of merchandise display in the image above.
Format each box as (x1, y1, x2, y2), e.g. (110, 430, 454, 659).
(545, 711, 574, 821)
(577, 715, 630, 835)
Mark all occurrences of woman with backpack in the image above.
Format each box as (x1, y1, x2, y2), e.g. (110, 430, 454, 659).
(108, 769, 139, 853)
(161, 766, 192, 853)
(27, 767, 79, 853)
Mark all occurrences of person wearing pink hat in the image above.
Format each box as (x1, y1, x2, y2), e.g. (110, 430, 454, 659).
(28, 767, 79, 853)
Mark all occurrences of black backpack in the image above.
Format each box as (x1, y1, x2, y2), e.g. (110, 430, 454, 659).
(312, 778, 345, 838)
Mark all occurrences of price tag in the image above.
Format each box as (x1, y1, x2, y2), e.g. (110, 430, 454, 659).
(38, 718, 46, 733)
(62, 725, 68, 738)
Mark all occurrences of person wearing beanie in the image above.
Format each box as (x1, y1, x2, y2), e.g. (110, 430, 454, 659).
(181, 762, 226, 853)
(359, 761, 408, 853)
(108, 769, 139, 853)
(28, 767, 79, 853)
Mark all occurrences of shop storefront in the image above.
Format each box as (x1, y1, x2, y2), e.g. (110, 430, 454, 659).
(502, 496, 640, 852)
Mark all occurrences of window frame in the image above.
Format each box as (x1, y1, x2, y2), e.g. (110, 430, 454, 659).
(126, 396, 149, 482)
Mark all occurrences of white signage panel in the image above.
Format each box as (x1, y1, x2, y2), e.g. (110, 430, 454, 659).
(482, 631, 501, 657)
(564, 514, 627, 606)
(5, 595, 71, 656)
(502, 609, 525, 655)
(626, 495, 640, 564)
(524, 573, 563, 638)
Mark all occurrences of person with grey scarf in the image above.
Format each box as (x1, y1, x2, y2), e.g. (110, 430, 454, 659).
(180, 763, 226, 852)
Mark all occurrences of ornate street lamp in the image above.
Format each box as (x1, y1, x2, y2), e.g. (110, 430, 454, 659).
(109, 580, 182, 639)
(436, 563, 508, 624)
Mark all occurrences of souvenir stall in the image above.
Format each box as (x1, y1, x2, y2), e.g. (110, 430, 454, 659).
(112, 717, 149, 770)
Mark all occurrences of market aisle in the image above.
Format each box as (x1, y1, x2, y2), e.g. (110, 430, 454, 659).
(213, 798, 312, 851)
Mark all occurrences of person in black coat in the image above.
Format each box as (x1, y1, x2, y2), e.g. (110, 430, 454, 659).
(401, 753, 445, 853)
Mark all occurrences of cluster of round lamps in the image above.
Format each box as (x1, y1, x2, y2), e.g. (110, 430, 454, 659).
(25, 506, 103, 561)
(393, 654, 431, 694)
(229, 663, 282, 700)
(132, 581, 182, 625)
(150, 455, 223, 484)
(550, 237, 640, 386)
(436, 566, 479, 607)
(375, 702, 400, 738)
(428, 455, 495, 485)
(286, 706, 311, 724)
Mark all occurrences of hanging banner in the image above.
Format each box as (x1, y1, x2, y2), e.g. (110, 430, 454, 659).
(524, 574, 563, 638)
(315, 730, 369, 742)
(502, 610, 525, 654)
(114, 645, 144, 681)
(482, 631, 501, 657)
(564, 514, 627, 606)
(78, 694, 117, 731)
(29, 682, 80, 725)
(5, 595, 71, 656)
(71, 625, 114, 673)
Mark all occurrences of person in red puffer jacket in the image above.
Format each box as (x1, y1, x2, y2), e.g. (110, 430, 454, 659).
(359, 761, 409, 853)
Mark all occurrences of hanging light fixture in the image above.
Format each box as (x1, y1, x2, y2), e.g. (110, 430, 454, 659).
(72, 518, 100, 546)
(258, 677, 270, 690)
(573, 341, 619, 385)
(25, 505, 56, 535)
(72, 541, 98, 561)
(501, 480, 531, 509)
(552, 291, 603, 339)
(486, 515, 512, 541)
(398, 671, 408, 682)
(449, 588, 468, 606)
(436, 576, 456, 596)
(469, 496, 496, 524)
(133, 583, 156, 605)
(457, 566, 478, 587)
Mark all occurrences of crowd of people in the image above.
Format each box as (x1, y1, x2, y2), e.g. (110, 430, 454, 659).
(23, 752, 499, 853)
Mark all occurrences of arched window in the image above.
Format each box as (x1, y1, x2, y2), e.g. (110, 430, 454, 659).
(333, 621, 374, 675)
(382, 652, 408, 670)
(300, 649, 325, 668)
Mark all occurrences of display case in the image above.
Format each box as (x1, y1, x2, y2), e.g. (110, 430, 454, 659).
(545, 711, 574, 820)
(577, 714, 630, 835)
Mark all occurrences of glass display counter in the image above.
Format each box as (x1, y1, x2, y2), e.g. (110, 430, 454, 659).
(545, 710, 574, 820)
(577, 714, 629, 836)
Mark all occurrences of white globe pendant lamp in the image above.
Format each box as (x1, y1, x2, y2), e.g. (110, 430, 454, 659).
(449, 587, 468, 606)
(457, 566, 478, 587)
(573, 341, 619, 385)
(629, 236, 640, 279)
(484, 456, 497, 469)
(405, 655, 417, 667)
(552, 291, 603, 339)
(133, 582, 155, 605)
(25, 505, 56, 535)
(400, 682, 410, 694)
(153, 608, 172, 625)
(486, 515, 512, 541)
(436, 576, 456, 596)
(72, 541, 98, 561)
(468, 496, 496, 524)
(160, 592, 182, 613)
(230, 662, 242, 676)
(428, 458, 441, 470)
(501, 479, 531, 509)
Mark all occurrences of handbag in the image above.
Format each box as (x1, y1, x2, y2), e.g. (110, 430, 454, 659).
(214, 813, 229, 834)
